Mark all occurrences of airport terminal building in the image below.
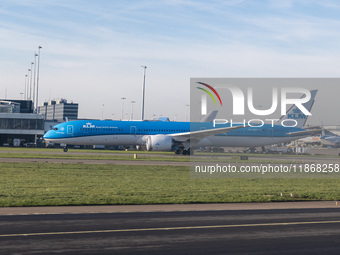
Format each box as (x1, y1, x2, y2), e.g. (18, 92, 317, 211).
(0, 99, 78, 147)
(0, 113, 45, 146)
(37, 99, 78, 122)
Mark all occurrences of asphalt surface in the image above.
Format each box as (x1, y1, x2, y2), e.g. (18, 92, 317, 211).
(1, 208, 340, 254)
(0, 151, 339, 165)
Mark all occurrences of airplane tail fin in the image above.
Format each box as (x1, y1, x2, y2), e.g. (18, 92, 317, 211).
(278, 90, 318, 128)
(321, 121, 325, 137)
(200, 110, 218, 122)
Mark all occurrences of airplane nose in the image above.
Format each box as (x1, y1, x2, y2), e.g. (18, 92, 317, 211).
(43, 131, 51, 139)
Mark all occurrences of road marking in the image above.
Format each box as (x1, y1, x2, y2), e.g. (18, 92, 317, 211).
(1, 220, 340, 237)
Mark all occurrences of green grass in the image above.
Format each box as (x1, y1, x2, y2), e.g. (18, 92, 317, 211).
(0, 149, 308, 164)
(0, 152, 191, 162)
(0, 162, 340, 207)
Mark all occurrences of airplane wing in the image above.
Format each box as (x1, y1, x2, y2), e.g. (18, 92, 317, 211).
(287, 129, 322, 136)
(168, 125, 247, 143)
(303, 125, 321, 130)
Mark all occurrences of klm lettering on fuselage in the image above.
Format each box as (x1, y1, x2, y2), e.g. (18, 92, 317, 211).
(287, 108, 306, 120)
(83, 122, 95, 128)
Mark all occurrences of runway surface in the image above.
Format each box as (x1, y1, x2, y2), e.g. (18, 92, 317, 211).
(1, 207, 340, 254)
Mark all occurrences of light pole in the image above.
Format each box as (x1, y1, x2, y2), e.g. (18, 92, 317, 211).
(29, 62, 34, 100)
(185, 104, 190, 122)
(102, 104, 105, 119)
(27, 68, 31, 100)
(121, 97, 126, 120)
(33, 53, 37, 111)
(141, 65, 147, 120)
(130, 100, 135, 120)
(36, 46, 42, 111)
(24, 74, 28, 100)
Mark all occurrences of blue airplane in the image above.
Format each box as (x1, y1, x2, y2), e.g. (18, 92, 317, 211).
(321, 130, 340, 148)
(43, 90, 319, 154)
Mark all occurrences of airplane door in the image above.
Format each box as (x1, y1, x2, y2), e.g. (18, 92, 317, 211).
(130, 126, 136, 135)
(267, 128, 273, 137)
(67, 125, 74, 135)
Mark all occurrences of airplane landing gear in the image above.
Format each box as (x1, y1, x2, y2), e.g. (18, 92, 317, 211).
(63, 146, 68, 152)
(174, 148, 193, 155)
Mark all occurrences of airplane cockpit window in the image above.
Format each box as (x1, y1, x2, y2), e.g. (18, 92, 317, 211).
(53, 127, 58, 131)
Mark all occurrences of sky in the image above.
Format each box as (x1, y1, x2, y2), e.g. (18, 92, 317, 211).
(1, 0, 340, 123)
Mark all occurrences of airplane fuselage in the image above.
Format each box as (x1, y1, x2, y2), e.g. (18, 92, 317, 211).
(43, 119, 306, 149)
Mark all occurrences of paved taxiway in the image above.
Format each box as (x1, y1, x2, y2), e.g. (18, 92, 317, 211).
(1, 207, 340, 254)
(0, 150, 339, 165)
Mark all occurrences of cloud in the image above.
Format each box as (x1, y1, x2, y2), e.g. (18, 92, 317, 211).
(1, 0, 340, 120)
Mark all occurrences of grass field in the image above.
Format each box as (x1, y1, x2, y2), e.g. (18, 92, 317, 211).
(1, 162, 340, 207)
(0, 152, 191, 162)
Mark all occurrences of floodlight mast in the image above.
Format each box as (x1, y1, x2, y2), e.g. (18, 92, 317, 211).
(141, 65, 147, 120)
(36, 46, 42, 112)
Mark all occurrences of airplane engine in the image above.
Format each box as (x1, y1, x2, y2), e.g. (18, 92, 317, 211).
(145, 135, 173, 151)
